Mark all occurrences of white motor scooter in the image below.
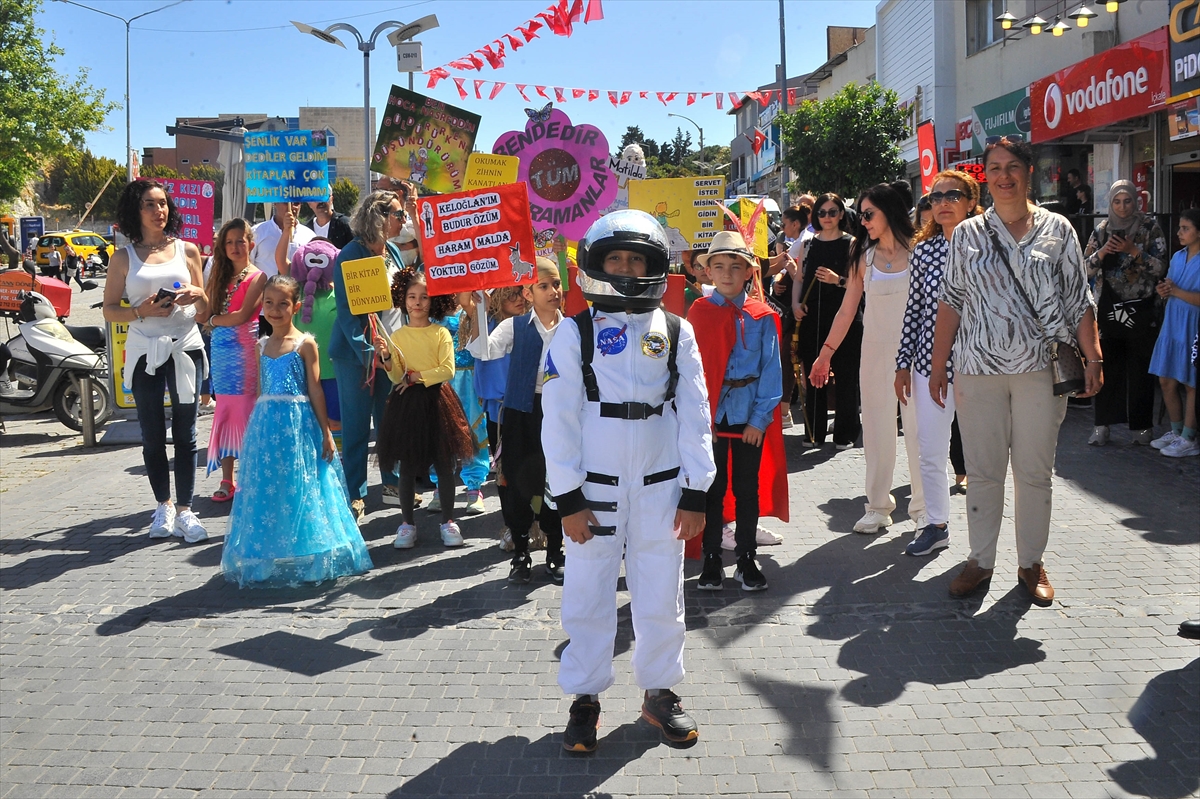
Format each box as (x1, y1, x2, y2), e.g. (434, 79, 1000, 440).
(0, 290, 113, 431)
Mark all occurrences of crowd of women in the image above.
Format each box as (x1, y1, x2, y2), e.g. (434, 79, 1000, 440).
(101, 134, 1200, 601)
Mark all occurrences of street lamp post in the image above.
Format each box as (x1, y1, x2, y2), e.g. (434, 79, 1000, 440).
(667, 112, 704, 159)
(292, 15, 439, 191)
(55, 0, 188, 183)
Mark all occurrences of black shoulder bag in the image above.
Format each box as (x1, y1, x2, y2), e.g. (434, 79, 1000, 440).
(984, 224, 1086, 397)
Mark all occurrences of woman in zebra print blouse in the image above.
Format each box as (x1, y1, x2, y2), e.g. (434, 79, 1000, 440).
(929, 137, 1101, 607)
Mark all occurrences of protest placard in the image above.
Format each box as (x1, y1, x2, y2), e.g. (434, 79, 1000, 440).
(159, 179, 215, 256)
(627, 175, 725, 254)
(244, 130, 330, 203)
(726, 197, 770, 259)
(373, 86, 480, 195)
(416, 182, 537, 295)
(492, 106, 615, 242)
(464, 153, 519, 191)
(341, 256, 394, 316)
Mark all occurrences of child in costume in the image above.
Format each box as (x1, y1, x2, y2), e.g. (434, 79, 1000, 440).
(464, 259, 565, 583)
(374, 268, 476, 549)
(291, 239, 344, 449)
(689, 231, 787, 592)
(427, 300, 490, 516)
(221, 275, 373, 588)
(541, 210, 716, 752)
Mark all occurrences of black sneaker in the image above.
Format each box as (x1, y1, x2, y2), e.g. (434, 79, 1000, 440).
(545, 552, 565, 585)
(507, 552, 532, 584)
(641, 690, 698, 744)
(734, 555, 768, 592)
(563, 696, 600, 753)
(697, 554, 723, 591)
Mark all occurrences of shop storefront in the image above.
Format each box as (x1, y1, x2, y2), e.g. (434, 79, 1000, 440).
(1163, 0, 1200, 222)
(1029, 26, 1171, 228)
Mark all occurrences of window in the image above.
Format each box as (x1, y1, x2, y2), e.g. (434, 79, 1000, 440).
(324, 129, 337, 148)
(327, 159, 338, 183)
(967, 0, 1006, 56)
(181, 158, 190, 164)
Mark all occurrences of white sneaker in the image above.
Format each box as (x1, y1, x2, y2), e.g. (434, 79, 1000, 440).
(853, 509, 892, 534)
(1088, 425, 1109, 446)
(722, 523, 785, 549)
(425, 494, 442, 513)
(393, 523, 417, 549)
(173, 510, 209, 543)
(440, 520, 464, 547)
(1151, 430, 1180, 450)
(148, 503, 176, 538)
(464, 490, 486, 515)
(912, 514, 927, 531)
(1161, 436, 1200, 458)
(197, 400, 217, 416)
(780, 409, 793, 429)
(496, 527, 514, 551)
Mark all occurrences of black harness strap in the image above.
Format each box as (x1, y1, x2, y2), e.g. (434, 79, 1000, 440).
(574, 307, 682, 407)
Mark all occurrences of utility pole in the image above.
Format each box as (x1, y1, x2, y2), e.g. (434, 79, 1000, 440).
(778, 0, 790, 208)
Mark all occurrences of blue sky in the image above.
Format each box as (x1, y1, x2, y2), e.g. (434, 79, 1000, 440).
(38, 0, 879, 164)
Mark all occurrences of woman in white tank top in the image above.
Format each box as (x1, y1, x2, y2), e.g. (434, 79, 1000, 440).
(103, 179, 212, 542)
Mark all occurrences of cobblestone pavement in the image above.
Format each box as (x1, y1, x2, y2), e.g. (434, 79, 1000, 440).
(2, 283, 1198, 798)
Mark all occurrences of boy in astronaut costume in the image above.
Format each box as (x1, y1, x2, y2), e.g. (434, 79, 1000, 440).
(541, 210, 716, 752)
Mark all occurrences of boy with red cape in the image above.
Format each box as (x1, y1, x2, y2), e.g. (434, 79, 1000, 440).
(687, 230, 789, 591)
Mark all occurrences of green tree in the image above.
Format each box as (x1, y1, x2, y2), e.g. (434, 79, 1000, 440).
(669, 127, 693, 166)
(778, 81, 907, 201)
(0, 0, 117, 202)
(62, 149, 120, 219)
(140, 163, 183, 180)
(617, 126, 645, 157)
(331, 177, 359, 215)
(189, 163, 224, 219)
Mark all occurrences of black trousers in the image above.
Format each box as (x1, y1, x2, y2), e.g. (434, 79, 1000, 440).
(499, 398, 562, 559)
(1093, 331, 1157, 430)
(703, 422, 764, 560)
(950, 415, 966, 477)
(801, 325, 862, 446)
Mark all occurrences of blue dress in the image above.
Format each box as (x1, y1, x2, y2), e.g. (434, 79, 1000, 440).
(1149, 248, 1200, 387)
(221, 341, 373, 588)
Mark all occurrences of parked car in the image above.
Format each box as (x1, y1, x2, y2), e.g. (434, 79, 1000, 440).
(34, 230, 114, 268)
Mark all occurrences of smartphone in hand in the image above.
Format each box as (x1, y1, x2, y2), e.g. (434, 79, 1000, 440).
(154, 287, 177, 305)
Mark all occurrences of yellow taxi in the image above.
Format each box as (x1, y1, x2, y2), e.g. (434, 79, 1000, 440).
(35, 230, 114, 266)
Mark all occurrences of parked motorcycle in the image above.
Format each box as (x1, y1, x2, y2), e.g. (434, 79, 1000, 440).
(0, 290, 113, 431)
(82, 253, 108, 279)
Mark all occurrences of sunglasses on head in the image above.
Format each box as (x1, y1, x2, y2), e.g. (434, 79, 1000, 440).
(928, 189, 967, 205)
(985, 134, 1025, 145)
(816, 207, 840, 218)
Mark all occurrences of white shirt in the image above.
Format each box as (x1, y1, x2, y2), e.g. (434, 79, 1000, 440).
(312, 220, 331, 239)
(467, 306, 563, 393)
(250, 218, 315, 277)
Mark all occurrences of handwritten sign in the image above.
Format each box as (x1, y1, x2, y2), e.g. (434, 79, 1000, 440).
(341, 256, 393, 315)
(465, 153, 520, 191)
(373, 86, 480, 194)
(417, 182, 537, 295)
(492, 106, 615, 241)
(244, 130, 330, 203)
(628, 176, 726, 254)
(159, 179, 215, 256)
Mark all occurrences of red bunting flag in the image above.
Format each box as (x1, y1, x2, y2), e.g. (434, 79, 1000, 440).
(426, 67, 450, 89)
(729, 92, 744, 109)
(535, 85, 550, 99)
(585, 0, 604, 21)
(452, 77, 468, 100)
(572, 88, 586, 99)
(761, 90, 774, 105)
(686, 93, 697, 106)
(489, 82, 507, 100)
(505, 33, 524, 51)
(744, 91, 763, 105)
(752, 128, 767, 155)
(588, 89, 599, 101)
(787, 88, 796, 105)
(554, 87, 567, 103)
(638, 91, 648, 100)
(478, 43, 505, 69)
(657, 92, 678, 105)
(716, 93, 724, 109)
(608, 91, 619, 107)
(568, 0, 584, 22)
(619, 91, 631, 105)
(474, 79, 486, 99)
(516, 84, 531, 101)
(448, 59, 476, 71)
(518, 20, 542, 41)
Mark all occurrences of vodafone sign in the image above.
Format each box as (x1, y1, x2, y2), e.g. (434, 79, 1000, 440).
(1031, 27, 1170, 142)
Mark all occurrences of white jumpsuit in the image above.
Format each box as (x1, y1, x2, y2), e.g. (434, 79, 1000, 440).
(542, 307, 716, 696)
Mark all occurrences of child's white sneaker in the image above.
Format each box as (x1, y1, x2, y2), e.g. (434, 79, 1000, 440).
(464, 490, 486, 515)
(394, 523, 417, 549)
(148, 503, 176, 538)
(440, 520, 464, 547)
(173, 510, 208, 543)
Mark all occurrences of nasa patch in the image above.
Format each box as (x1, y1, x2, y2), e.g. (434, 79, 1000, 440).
(641, 331, 669, 359)
(597, 325, 628, 356)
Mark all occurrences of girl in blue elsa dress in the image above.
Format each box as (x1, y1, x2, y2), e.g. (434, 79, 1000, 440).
(221, 275, 373, 587)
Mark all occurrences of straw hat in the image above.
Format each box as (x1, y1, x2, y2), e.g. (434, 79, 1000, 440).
(694, 230, 756, 270)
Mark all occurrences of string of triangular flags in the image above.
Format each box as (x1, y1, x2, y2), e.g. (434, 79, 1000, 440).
(423, 75, 803, 112)
(426, 0, 605, 78)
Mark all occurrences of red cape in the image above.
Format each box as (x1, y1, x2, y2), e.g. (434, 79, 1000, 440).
(685, 295, 790, 559)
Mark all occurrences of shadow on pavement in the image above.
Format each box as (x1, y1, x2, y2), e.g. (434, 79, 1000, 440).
(386, 725, 659, 798)
(0, 510, 159, 590)
(746, 674, 837, 771)
(1109, 658, 1200, 799)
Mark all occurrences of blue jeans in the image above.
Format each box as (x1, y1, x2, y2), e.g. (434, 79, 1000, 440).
(333, 358, 397, 501)
(131, 350, 201, 506)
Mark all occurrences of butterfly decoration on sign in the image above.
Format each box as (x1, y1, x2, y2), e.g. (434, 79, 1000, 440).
(533, 227, 558, 249)
(524, 102, 554, 123)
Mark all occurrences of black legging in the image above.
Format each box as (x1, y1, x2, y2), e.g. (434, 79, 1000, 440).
(400, 458, 455, 524)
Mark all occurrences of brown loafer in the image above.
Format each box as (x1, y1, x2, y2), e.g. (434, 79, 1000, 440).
(949, 559, 993, 598)
(1017, 564, 1054, 606)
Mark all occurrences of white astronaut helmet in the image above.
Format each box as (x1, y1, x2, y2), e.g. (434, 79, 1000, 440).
(576, 210, 670, 314)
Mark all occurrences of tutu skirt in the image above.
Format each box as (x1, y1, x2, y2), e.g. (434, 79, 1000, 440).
(377, 381, 476, 474)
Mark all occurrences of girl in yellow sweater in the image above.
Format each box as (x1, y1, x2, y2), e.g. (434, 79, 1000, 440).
(374, 268, 475, 549)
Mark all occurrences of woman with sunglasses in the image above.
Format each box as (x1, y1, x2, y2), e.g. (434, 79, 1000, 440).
(894, 172, 980, 556)
(931, 136, 1101, 606)
(791, 193, 861, 448)
(809, 185, 922, 535)
(330, 191, 410, 523)
(1081, 181, 1167, 447)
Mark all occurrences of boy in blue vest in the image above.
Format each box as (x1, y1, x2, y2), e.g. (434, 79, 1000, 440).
(464, 258, 565, 583)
